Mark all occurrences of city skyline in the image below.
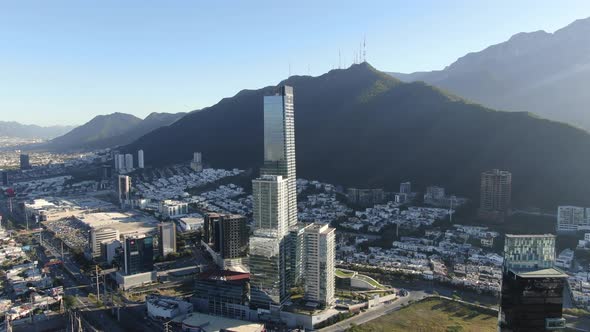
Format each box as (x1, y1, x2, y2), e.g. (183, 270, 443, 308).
(2, 1, 589, 126)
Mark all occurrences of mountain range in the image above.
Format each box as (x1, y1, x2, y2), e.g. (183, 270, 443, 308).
(124, 62, 590, 209)
(389, 17, 590, 129)
(0, 121, 74, 140)
(43, 112, 186, 151)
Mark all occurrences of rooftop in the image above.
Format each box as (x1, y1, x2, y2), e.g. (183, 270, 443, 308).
(180, 312, 264, 332)
(511, 267, 568, 278)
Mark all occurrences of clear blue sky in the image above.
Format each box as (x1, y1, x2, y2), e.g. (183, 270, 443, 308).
(1, 0, 589, 126)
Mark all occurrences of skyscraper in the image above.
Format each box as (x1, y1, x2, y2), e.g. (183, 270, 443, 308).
(304, 223, 336, 307)
(249, 234, 283, 308)
(138, 149, 145, 169)
(20, 154, 31, 170)
(260, 86, 297, 228)
(118, 175, 131, 205)
(116, 154, 125, 171)
(158, 222, 176, 257)
(499, 234, 567, 331)
(123, 234, 154, 275)
(1, 171, 9, 186)
(252, 175, 289, 237)
(478, 169, 512, 222)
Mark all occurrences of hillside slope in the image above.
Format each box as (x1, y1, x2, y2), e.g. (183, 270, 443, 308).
(125, 62, 590, 209)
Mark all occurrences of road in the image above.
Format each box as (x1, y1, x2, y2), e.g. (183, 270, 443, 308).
(320, 290, 429, 332)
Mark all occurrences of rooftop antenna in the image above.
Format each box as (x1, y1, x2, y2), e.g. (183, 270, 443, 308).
(363, 35, 367, 62)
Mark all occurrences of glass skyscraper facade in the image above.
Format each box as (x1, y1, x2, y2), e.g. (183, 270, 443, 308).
(260, 85, 297, 228)
(249, 235, 284, 308)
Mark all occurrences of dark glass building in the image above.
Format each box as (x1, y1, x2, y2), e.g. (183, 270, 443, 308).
(203, 213, 248, 259)
(193, 270, 250, 320)
(20, 154, 31, 170)
(1, 171, 9, 186)
(500, 234, 567, 331)
(123, 235, 154, 275)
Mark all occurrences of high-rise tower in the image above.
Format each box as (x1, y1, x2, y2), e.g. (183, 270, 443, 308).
(260, 86, 297, 228)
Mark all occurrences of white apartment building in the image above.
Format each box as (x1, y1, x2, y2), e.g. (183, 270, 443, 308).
(304, 223, 335, 307)
(252, 175, 289, 237)
(89, 227, 119, 258)
(159, 200, 189, 218)
(138, 150, 144, 169)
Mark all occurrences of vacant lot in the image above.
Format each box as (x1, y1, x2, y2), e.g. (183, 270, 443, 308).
(348, 298, 497, 332)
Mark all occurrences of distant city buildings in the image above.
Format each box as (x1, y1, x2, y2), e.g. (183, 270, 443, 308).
(478, 169, 512, 222)
(499, 234, 566, 331)
(399, 181, 412, 194)
(138, 149, 145, 169)
(158, 222, 177, 257)
(19, 153, 31, 170)
(557, 205, 590, 232)
(346, 188, 385, 207)
(125, 153, 134, 171)
(190, 152, 203, 172)
(1, 171, 9, 186)
(424, 186, 467, 209)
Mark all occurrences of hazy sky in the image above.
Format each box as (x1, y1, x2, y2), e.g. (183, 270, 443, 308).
(1, 0, 589, 126)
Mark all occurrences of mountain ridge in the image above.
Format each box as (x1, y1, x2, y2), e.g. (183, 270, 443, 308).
(0, 121, 75, 140)
(388, 16, 590, 129)
(124, 62, 590, 209)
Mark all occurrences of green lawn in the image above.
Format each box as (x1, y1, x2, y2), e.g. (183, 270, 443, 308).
(347, 298, 497, 332)
(336, 268, 355, 278)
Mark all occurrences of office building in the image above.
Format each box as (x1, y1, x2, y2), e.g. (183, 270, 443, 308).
(19, 154, 31, 170)
(252, 175, 289, 237)
(346, 188, 385, 207)
(193, 270, 250, 320)
(125, 153, 134, 171)
(146, 294, 193, 320)
(190, 152, 203, 172)
(122, 234, 154, 275)
(556, 206, 590, 232)
(499, 234, 567, 331)
(304, 223, 336, 307)
(478, 169, 512, 222)
(249, 234, 284, 309)
(89, 227, 119, 258)
(158, 222, 177, 257)
(138, 150, 145, 169)
(285, 224, 309, 289)
(400, 181, 412, 194)
(118, 175, 131, 205)
(260, 85, 298, 228)
(202, 213, 248, 268)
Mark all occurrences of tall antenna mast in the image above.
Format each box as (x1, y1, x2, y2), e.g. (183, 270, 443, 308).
(363, 36, 367, 62)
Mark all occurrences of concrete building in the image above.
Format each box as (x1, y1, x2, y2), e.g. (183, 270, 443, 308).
(159, 200, 188, 218)
(1, 171, 10, 186)
(118, 175, 131, 205)
(180, 312, 264, 332)
(178, 217, 203, 232)
(304, 223, 336, 307)
(146, 294, 192, 320)
(557, 206, 590, 232)
(138, 150, 144, 169)
(500, 234, 566, 331)
(202, 213, 248, 269)
(116, 154, 125, 171)
(555, 249, 574, 270)
(125, 153, 134, 171)
(89, 227, 119, 258)
(100, 239, 121, 264)
(424, 186, 445, 203)
(193, 270, 250, 320)
(478, 169, 512, 222)
(260, 85, 298, 229)
(252, 175, 289, 237)
(190, 152, 203, 172)
(346, 188, 385, 207)
(19, 154, 31, 170)
(158, 222, 176, 257)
